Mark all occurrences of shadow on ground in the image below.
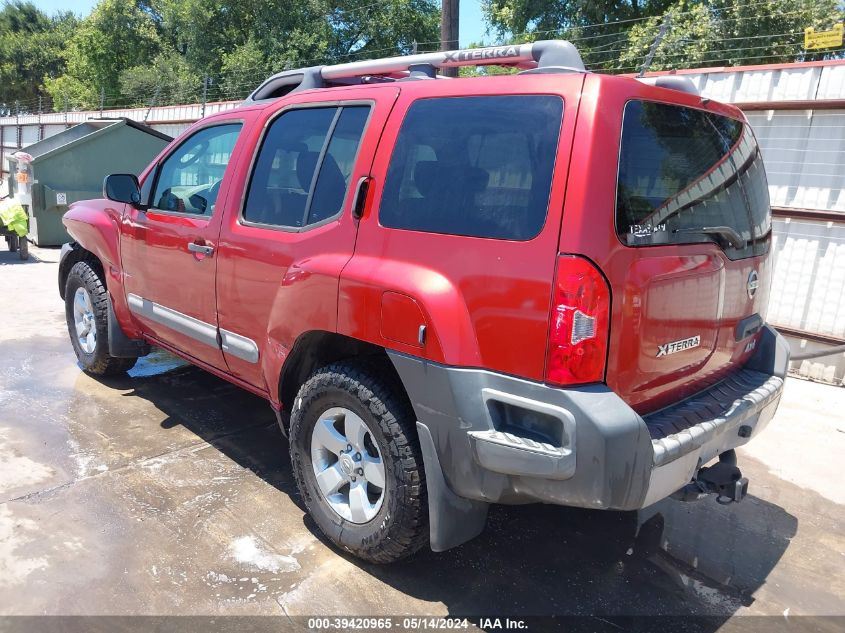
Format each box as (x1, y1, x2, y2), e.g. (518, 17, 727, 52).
(101, 356, 798, 621)
(0, 248, 38, 265)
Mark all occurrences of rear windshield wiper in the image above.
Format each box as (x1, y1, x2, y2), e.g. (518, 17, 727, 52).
(673, 226, 745, 250)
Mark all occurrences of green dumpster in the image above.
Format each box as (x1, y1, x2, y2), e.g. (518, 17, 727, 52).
(5, 118, 171, 246)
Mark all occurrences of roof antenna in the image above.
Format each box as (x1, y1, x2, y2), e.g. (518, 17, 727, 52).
(638, 13, 672, 77)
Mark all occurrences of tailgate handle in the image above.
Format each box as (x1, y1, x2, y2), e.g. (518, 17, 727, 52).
(735, 313, 762, 341)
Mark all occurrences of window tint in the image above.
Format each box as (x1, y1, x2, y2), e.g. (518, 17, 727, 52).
(309, 107, 370, 224)
(379, 95, 564, 240)
(151, 124, 241, 215)
(616, 101, 771, 259)
(243, 106, 369, 228)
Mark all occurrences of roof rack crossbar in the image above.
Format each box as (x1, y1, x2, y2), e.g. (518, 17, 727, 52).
(321, 40, 584, 80)
(243, 40, 585, 104)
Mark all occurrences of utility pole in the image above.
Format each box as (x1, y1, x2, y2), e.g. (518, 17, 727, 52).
(440, 0, 459, 77)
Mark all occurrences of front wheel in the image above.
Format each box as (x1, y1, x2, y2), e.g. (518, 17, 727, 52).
(64, 261, 137, 376)
(18, 235, 28, 260)
(289, 361, 428, 563)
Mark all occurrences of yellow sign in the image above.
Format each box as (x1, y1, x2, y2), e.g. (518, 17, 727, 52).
(805, 23, 843, 50)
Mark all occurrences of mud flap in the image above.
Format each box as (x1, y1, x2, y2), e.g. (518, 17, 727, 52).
(108, 295, 150, 358)
(416, 421, 489, 551)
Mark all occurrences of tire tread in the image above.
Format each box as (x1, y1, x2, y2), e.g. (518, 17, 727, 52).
(289, 358, 428, 563)
(65, 261, 136, 376)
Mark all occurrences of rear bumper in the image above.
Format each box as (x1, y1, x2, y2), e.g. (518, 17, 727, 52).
(389, 325, 788, 521)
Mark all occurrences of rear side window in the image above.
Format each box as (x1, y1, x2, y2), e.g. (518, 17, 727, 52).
(243, 105, 369, 229)
(379, 95, 564, 240)
(616, 101, 770, 259)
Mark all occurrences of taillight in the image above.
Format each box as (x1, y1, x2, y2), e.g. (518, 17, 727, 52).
(546, 255, 610, 385)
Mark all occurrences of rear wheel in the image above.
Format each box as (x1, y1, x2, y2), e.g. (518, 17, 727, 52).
(7, 234, 18, 252)
(64, 261, 137, 376)
(18, 236, 28, 260)
(289, 361, 428, 563)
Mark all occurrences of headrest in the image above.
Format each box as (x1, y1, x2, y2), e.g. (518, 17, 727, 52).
(308, 154, 347, 221)
(296, 151, 320, 191)
(315, 153, 345, 195)
(413, 161, 489, 199)
(413, 161, 440, 198)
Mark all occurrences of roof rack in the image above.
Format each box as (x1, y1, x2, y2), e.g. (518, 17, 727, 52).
(243, 40, 585, 104)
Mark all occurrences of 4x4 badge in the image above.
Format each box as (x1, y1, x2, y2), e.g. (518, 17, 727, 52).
(657, 335, 701, 357)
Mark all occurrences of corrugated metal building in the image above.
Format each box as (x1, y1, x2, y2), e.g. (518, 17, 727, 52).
(2, 59, 844, 382)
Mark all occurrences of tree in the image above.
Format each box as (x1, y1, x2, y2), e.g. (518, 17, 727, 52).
(483, 0, 844, 72)
(44, 0, 161, 109)
(327, 0, 440, 59)
(28, 0, 440, 110)
(120, 51, 202, 107)
(0, 2, 77, 112)
(620, 0, 843, 72)
(152, 0, 439, 101)
(484, 0, 673, 38)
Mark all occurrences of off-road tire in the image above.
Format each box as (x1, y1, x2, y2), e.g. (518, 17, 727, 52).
(289, 360, 428, 563)
(64, 261, 137, 376)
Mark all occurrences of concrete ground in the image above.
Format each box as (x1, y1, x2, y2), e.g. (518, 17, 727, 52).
(1, 245, 843, 624)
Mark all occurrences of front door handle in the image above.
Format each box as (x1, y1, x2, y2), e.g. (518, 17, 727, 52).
(187, 242, 214, 256)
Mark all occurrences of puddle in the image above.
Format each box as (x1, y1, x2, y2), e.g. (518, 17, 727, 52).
(127, 347, 187, 378)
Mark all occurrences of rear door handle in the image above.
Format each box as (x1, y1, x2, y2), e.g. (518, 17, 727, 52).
(187, 242, 214, 256)
(351, 176, 371, 219)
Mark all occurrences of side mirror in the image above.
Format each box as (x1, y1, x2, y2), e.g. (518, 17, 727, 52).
(103, 174, 143, 207)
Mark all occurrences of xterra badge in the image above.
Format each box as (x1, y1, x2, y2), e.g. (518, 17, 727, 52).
(657, 335, 701, 357)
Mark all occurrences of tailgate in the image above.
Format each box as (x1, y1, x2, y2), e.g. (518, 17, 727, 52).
(606, 99, 772, 414)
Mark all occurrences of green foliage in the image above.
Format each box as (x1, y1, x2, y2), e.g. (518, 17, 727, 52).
(620, 0, 843, 72)
(120, 51, 202, 107)
(18, 0, 438, 111)
(483, 0, 674, 38)
(483, 0, 844, 72)
(0, 2, 78, 112)
(43, 0, 161, 109)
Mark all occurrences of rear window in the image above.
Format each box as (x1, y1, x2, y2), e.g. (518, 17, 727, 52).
(379, 95, 563, 240)
(616, 100, 771, 259)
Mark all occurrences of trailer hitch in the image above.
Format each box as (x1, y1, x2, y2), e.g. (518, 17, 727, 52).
(671, 450, 749, 504)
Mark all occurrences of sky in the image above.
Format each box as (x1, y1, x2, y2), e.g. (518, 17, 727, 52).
(25, 0, 490, 46)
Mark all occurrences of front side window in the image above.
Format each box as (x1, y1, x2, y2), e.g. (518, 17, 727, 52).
(151, 123, 242, 216)
(379, 95, 564, 241)
(243, 105, 370, 229)
(616, 101, 771, 259)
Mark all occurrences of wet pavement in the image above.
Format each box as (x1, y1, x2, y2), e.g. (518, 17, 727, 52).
(1, 246, 843, 623)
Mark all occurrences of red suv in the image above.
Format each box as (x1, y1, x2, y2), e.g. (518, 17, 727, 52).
(58, 41, 788, 563)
